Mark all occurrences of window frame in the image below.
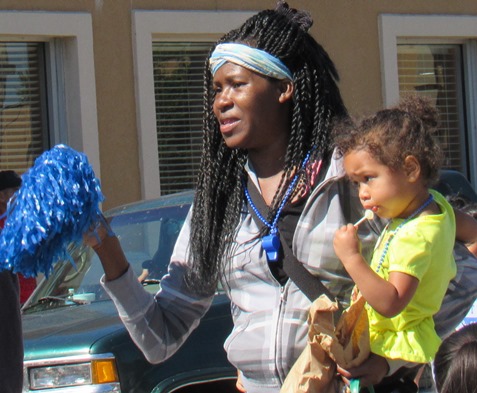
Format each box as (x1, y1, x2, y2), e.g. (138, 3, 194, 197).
(0, 11, 100, 177)
(379, 14, 477, 186)
(132, 10, 255, 199)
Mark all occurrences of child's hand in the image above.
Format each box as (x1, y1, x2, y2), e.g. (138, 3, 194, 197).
(333, 224, 361, 264)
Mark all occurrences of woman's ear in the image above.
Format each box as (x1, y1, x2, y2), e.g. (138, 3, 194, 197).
(403, 155, 421, 182)
(278, 80, 294, 104)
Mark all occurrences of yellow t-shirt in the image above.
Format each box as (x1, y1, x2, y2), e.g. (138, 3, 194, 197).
(367, 190, 457, 363)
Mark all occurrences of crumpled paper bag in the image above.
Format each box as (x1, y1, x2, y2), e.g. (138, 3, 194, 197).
(280, 290, 370, 393)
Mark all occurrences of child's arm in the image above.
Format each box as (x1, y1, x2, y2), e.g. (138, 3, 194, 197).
(454, 208, 477, 256)
(333, 224, 419, 318)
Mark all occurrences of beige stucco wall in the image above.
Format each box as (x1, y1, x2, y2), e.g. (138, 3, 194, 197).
(1, 0, 476, 208)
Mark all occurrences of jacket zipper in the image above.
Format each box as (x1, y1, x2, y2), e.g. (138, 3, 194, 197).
(274, 283, 288, 384)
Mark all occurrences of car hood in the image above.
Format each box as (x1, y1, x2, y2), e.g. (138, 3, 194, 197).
(22, 300, 123, 359)
(22, 294, 231, 360)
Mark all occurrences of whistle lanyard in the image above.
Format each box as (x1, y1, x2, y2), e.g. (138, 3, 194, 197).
(243, 151, 315, 262)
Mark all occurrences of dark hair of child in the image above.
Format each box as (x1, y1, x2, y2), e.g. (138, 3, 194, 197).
(333, 94, 443, 188)
(433, 323, 477, 393)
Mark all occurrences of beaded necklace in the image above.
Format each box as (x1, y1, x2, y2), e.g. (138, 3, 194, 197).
(375, 193, 434, 273)
(243, 151, 315, 262)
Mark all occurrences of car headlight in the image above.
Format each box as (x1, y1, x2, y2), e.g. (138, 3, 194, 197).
(26, 355, 119, 389)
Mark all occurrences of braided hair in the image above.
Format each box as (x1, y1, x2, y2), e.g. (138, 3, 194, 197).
(187, 1, 347, 294)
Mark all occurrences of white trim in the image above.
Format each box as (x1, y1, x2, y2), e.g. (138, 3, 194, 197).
(0, 11, 100, 178)
(132, 10, 255, 199)
(464, 41, 477, 185)
(379, 14, 477, 185)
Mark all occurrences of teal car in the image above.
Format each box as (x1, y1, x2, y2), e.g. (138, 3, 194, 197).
(21, 191, 237, 393)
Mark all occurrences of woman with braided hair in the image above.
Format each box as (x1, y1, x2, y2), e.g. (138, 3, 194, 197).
(86, 2, 464, 391)
(188, 1, 348, 296)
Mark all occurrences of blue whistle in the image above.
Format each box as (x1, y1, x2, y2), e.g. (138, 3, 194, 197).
(262, 233, 280, 262)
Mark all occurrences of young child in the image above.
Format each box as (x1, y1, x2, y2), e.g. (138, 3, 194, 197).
(333, 95, 457, 364)
(433, 322, 477, 393)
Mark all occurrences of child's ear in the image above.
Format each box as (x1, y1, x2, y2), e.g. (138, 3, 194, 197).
(403, 155, 421, 182)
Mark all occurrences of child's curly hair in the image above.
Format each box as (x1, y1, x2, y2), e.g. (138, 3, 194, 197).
(333, 94, 443, 187)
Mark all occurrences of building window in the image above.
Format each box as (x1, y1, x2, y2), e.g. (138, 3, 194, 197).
(0, 42, 49, 173)
(0, 11, 100, 178)
(132, 10, 254, 199)
(152, 42, 211, 195)
(379, 14, 477, 186)
(397, 44, 465, 171)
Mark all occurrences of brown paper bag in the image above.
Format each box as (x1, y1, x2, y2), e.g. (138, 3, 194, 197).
(280, 290, 370, 393)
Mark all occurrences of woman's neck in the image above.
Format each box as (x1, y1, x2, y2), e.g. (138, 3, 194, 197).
(248, 148, 287, 206)
(248, 138, 287, 175)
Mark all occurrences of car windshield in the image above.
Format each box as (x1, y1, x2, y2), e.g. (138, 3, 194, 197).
(23, 201, 191, 313)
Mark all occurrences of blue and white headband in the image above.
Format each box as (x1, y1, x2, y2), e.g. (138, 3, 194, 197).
(209, 43, 293, 81)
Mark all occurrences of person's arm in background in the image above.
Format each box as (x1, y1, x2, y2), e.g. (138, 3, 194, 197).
(454, 208, 477, 256)
(137, 268, 150, 283)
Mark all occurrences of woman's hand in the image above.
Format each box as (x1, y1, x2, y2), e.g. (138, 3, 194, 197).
(83, 215, 130, 281)
(83, 214, 112, 250)
(338, 353, 389, 388)
(236, 370, 246, 392)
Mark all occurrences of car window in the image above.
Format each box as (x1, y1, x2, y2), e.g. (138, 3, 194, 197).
(23, 203, 190, 312)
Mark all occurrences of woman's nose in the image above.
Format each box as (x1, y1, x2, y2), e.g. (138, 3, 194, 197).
(214, 90, 233, 112)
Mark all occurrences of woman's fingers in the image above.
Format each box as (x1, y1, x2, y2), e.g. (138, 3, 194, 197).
(83, 214, 113, 249)
(341, 354, 389, 387)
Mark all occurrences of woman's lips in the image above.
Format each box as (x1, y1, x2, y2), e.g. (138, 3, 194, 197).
(219, 118, 239, 134)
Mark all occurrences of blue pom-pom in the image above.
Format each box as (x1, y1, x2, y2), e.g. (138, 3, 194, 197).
(0, 144, 104, 277)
